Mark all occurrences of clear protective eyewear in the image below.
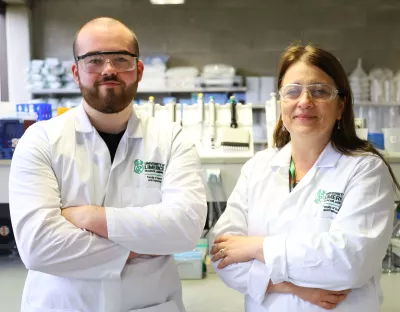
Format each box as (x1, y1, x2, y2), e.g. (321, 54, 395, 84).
(279, 83, 341, 102)
(76, 51, 138, 73)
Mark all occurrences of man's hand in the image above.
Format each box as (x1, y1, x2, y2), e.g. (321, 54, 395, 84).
(268, 281, 351, 310)
(62, 205, 108, 238)
(210, 235, 264, 269)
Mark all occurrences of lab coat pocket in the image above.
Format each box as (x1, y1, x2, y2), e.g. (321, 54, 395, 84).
(130, 300, 179, 312)
(289, 216, 332, 234)
(122, 187, 162, 207)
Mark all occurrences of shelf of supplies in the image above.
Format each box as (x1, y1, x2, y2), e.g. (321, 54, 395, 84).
(137, 87, 247, 93)
(354, 101, 400, 107)
(31, 89, 80, 95)
(254, 102, 400, 108)
(31, 87, 247, 96)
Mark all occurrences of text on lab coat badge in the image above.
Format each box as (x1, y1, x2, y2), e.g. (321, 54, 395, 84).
(314, 189, 344, 216)
(134, 159, 165, 183)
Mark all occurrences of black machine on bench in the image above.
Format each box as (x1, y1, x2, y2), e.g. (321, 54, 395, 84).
(0, 203, 15, 255)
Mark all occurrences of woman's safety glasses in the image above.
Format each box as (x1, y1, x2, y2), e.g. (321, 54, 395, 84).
(279, 83, 341, 103)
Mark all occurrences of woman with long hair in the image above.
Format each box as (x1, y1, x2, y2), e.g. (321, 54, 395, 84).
(210, 44, 399, 311)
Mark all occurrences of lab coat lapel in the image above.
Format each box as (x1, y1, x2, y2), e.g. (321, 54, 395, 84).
(274, 141, 342, 209)
(270, 142, 335, 210)
(111, 107, 143, 170)
(74, 103, 111, 167)
(74, 104, 111, 206)
(269, 142, 292, 193)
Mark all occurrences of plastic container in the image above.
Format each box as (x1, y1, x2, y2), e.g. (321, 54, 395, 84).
(355, 128, 368, 140)
(196, 238, 209, 274)
(57, 107, 71, 116)
(368, 133, 385, 150)
(382, 128, 400, 152)
(174, 250, 203, 280)
(349, 58, 370, 103)
(16, 103, 52, 121)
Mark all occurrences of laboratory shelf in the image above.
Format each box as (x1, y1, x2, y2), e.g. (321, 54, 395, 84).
(31, 87, 247, 96)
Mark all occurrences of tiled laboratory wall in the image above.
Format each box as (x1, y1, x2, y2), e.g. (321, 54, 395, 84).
(31, 0, 400, 75)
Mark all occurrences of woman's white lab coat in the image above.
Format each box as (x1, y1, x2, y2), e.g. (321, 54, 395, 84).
(212, 142, 394, 312)
(9, 104, 207, 312)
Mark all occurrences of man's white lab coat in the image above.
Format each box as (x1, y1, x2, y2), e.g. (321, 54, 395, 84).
(9, 104, 207, 312)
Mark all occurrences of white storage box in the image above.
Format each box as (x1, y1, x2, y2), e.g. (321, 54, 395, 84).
(382, 128, 400, 152)
(174, 250, 203, 280)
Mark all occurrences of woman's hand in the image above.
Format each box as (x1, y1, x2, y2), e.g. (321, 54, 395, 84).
(291, 283, 351, 310)
(267, 281, 293, 294)
(211, 235, 350, 309)
(268, 281, 351, 310)
(210, 235, 264, 269)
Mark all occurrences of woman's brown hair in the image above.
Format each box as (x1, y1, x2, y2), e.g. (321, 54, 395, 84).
(273, 44, 400, 191)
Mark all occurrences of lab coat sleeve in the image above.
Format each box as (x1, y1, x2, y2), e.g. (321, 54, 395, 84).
(209, 159, 271, 305)
(9, 125, 130, 279)
(105, 127, 207, 254)
(264, 156, 395, 290)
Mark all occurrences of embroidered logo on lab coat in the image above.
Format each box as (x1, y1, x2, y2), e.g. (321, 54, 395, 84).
(134, 159, 145, 174)
(315, 189, 344, 214)
(134, 159, 165, 183)
(314, 189, 326, 204)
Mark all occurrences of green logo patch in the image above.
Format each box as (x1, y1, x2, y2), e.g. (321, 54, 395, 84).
(133, 159, 165, 183)
(314, 189, 326, 204)
(134, 159, 145, 174)
(314, 189, 344, 215)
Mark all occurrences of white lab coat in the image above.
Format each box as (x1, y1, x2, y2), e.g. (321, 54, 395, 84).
(9, 104, 207, 312)
(212, 142, 394, 312)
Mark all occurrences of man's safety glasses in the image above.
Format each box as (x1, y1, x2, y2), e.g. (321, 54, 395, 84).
(76, 51, 138, 73)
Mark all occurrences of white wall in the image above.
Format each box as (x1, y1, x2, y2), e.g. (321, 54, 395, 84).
(6, 4, 31, 104)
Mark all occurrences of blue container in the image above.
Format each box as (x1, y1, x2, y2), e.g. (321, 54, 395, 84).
(178, 98, 193, 105)
(0, 147, 14, 160)
(368, 133, 385, 150)
(34, 103, 52, 121)
(232, 92, 246, 103)
(174, 250, 203, 261)
(0, 119, 24, 148)
(162, 97, 177, 105)
(16, 103, 52, 121)
(203, 93, 228, 105)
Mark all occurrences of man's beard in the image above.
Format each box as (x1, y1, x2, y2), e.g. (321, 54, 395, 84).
(79, 74, 138, 114)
